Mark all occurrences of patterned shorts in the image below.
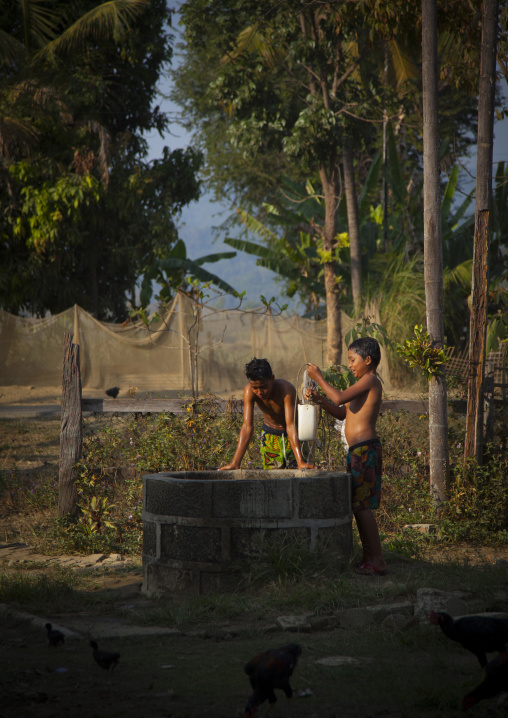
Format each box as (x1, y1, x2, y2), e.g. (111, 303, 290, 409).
(347, 439, 382, 511)
(259, 424, 296, 470)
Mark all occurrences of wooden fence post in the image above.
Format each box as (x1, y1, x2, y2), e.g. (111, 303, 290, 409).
(59, 332, 82, 518)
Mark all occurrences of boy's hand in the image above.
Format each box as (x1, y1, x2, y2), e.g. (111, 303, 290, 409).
(305, 388, 321, 404)
(298, 462, 316, 470)
(218, 462, 241, 471)
(306, 363, 323, 383)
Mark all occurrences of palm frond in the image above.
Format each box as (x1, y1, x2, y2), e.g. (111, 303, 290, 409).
(192, 251, 237, 265)
(158, 256, 237, 295)
(21, 0, 61, 55)
(443, 260, 473, 291)
(441, 165, 459, 221)
(34, 0, 148, 61)
(221, 24, 284, 70)
(224, 237, 272, 258)
(236, 208, 278, 243)
(387, 38, 419, 89)
(365, 252, 426, 341)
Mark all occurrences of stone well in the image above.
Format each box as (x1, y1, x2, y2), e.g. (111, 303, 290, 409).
(142, 469, 352, 596)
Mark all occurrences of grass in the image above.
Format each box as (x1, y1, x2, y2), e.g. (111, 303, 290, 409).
(1, 549, 507, 631)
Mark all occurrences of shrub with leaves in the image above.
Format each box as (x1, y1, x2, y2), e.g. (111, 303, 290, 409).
(396, 324, 449, 379)
(441, 445, 508, 543)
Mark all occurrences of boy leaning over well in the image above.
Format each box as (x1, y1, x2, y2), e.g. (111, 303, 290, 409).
(219, 357, 315, 471)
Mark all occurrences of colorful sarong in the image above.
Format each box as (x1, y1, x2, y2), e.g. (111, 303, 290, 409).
(347, 438, 382, 511)
(259, 424, 295, 469)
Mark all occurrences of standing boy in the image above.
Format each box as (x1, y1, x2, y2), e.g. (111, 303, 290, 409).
(306, 337, 387, 575)
(219, 358, 315, 471)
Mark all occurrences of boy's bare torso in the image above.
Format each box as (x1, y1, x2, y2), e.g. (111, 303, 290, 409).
(248, 378, 293, 430)
(344, 374, 382, 446)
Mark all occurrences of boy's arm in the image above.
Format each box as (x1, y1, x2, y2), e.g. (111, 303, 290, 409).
(306, 363, 375, 405)
(284, 386, 315, 470)
(218, 385, 255, 470)
(305, 388, 346, 420)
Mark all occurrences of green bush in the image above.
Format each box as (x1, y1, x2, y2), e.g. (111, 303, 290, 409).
(441, 447, 508, 543)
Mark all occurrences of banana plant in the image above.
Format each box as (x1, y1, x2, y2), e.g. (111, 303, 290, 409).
(140, 239, 238, 307)
(224, 179, 339, 317)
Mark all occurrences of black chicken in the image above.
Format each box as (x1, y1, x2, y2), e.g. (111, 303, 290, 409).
(45, 622, 64, 647)
(105, 387, 120, 399)
(90, 640, 120, 671)
(430, 611, 508, 668)
(244, 643, 301, 718)
(463, 651, 508, 710)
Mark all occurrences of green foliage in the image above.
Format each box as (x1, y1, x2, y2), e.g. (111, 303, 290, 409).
(78, 491, 116, 535)
(139, 239, 238, 307)
(396, 325, 450, 380)
(0, 469, 58, 514)
(321, 365, 355, 392)
(440, 447, 508, 543)
(345, 317, 393, 351)
(0, 0, 203, 319)
(486, 285, 508, 354)
(246, 533, 338, 585)
(10, 166, 103, 251)
(0, 566, 80, 610)
(382, 528, 425, 560)
(2, 396, 507, 558)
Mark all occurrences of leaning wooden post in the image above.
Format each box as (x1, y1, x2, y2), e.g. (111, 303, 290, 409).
(59, 332, 82, 518)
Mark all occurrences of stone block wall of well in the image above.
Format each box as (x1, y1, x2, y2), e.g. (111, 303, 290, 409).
(142, 470, 352, 595)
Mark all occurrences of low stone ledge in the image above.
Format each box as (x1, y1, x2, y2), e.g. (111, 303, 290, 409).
(366, 601, 414, 621)
(276, 615, 312, 632)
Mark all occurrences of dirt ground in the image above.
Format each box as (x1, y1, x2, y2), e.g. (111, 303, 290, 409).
(1, 552, 508, 718)
(0, 383, 427, 405)
(0, 385, 65, 405)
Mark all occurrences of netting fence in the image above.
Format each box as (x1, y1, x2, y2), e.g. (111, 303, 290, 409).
(0, 294, 393, 395)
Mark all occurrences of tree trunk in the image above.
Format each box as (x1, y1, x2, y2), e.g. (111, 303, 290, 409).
(343, 145, 362, 315)
(422, 0, 449, 504)
(465, 0, 499, 462)
(59, 332, 82, 518)
(319, 164, 342, 366)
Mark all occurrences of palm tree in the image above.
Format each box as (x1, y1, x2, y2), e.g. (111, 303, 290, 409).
(422, 0, 449, 505)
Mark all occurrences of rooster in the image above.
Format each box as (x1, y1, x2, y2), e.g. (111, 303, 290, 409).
(463, 651, 508, 710)
(90, 640, 120, 671)
(430, 611, 508, 668)
(45, 623, 64, 647)
(244, 643, 301, 717)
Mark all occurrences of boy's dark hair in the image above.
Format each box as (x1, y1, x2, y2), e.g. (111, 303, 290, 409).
(348, 337, 381, 368)
(245, 357, 273, 381)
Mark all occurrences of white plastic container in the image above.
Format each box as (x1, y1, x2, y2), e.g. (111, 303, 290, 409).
(298, 403, 319, 441)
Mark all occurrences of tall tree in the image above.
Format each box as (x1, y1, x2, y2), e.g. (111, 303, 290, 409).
(342, 145, 362, 314)
(0, 1, 204, 319)
(175, 0, 405, 364)
(464, 0, 500, 462)
(174, 1, 487, 362)
(422, 0, 449, 504)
